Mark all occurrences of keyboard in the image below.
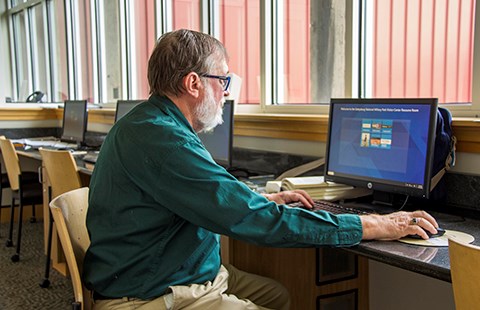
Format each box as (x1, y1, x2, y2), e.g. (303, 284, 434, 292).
(82, 153, 98, 164)
(288, 200, 370, 215)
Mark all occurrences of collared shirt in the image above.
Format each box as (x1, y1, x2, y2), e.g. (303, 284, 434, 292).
(83, 95, 363, 300)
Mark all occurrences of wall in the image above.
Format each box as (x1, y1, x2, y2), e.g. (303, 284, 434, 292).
(369, 260, 455, 310)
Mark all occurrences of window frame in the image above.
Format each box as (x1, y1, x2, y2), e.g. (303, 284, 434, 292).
(5, 0, 480, 119)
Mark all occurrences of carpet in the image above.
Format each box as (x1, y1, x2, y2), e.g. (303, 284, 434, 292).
(0, 220, 73, 309)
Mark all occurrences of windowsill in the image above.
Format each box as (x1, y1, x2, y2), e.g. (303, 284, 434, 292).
(1, 107, 479, 153)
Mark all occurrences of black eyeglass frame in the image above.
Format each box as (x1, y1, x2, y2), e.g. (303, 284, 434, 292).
(200, 74, 231, 91)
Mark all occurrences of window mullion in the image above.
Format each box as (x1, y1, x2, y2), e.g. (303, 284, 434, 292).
(8, 13, 19, 100)
(125, 1, 138, 99)
(164, 0, 173, 33)
(119, 0, 128, 99)
(91, 0, 101, 103)
(260, 0, 272, 111)
(27, 7, 38, 93)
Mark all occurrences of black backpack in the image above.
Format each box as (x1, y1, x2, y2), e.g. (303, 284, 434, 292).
(429, 107, 456, 200)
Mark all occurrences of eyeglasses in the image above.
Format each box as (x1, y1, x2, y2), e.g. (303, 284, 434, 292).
(200, 74, 231, 91)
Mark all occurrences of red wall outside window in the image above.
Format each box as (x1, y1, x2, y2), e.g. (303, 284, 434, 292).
(220, 0, 260, 104)
(173, 0, 200, 30)
(372, 0, 475, 104)
(282, 0, 310, 104)
(132, 0, 156, 99)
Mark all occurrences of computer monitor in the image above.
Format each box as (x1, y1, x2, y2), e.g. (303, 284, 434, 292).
(198, 100, 234, 168)
(324, 98, 438, 206)
(115, 100, 143, 122)
(61, 100, 88, 145)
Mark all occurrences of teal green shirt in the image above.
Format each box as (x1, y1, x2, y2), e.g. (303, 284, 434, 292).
(83, 95, 363, 299)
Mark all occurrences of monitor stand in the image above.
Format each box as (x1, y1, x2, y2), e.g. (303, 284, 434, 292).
(339, 190, 407, 214)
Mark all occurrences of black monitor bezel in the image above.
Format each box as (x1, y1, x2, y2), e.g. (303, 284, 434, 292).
(61, 100, 88, 144)
(198, 99, 234, 168)
(114, 100, 144, 122)
(324, 98, 438, 199)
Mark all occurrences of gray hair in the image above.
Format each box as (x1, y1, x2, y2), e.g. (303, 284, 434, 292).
(148, 29, 228, 97)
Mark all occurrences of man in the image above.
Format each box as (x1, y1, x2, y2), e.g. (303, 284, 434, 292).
(83, 29, 439, 310)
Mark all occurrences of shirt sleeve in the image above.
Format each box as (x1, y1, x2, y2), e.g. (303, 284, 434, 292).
(141, 141, 363, 248)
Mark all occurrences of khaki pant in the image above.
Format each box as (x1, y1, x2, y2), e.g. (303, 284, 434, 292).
(94, 264, 290, 310)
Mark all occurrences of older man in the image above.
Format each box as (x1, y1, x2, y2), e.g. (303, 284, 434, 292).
(83, 29, 438, 310)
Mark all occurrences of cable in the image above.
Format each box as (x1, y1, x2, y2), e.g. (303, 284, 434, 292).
(396, 195, 410, 211)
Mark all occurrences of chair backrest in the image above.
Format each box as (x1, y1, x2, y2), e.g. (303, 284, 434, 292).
(448, 238, 480, 310)
(0, 137, 21, 190)
(49, 187, 91, 310)
(39, 148, 82, 199)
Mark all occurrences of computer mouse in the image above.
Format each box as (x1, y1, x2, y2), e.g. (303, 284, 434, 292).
(407, 227, 446, 239)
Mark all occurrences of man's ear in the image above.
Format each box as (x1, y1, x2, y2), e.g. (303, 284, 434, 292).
(184, 72, 202, 98)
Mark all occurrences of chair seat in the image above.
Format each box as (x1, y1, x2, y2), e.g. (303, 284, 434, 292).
(21, 171, 40, 184)
(12, 181, 43, 205)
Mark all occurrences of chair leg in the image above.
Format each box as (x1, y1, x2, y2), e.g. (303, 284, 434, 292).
(11, 201, 23, 262)
(0, 189, 2, 238)
(72, 301, 81, 310)
(40, 210, 54, 288)
(0, 185, 2, 237)
(5, 197, 15, 247)
(30, 204, 37, 223)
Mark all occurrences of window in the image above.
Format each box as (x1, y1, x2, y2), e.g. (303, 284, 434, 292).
(11, 10, 29, 101)
(172, 0, 200, 30)
(219, 0, 261, 104)
(274, 0, 311, 104)
(124, 0, 156, 99)
(4, 0, 480, 117)
(362, 0, 475, 106)
(98, 0, 122, 103)
(64, 0, 94, 101)
(48, 0, 69, 102)
(29, 3, 48, 99)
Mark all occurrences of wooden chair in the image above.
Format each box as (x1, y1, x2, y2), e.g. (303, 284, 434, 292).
(448, 238, 480, 310)
(38, 148, 82, 288)
(0, 135, 11, 229)
(49, 187, 92, 310)
(0, 137, 42, 262)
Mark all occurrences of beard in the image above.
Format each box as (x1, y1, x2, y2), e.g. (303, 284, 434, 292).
(194, 85, 224, 133)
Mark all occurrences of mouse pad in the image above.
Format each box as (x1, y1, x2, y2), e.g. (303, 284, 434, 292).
(398, 230, 475, 247)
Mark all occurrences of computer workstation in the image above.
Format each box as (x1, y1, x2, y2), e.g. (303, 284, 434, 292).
(322, 98, 439, 214)
(114, 99, 144, 122)
(81, 99, 144, 165)
(21, 100, 90, 152)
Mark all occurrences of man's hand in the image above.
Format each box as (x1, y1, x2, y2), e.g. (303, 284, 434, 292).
(263, 190, 315, 209)
(360, 210, 439, 240)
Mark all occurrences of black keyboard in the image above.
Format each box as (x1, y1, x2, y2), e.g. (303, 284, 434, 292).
(82, 153, 98, 164)
(289, 200, 370, 215)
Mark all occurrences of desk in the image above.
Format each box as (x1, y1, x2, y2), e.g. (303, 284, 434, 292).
(229, 210, 480, 309)
(17, 149, 93, 275)
(348, 211, 480, 282)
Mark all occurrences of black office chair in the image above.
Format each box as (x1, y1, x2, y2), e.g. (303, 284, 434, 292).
(0, 137, 43, 262)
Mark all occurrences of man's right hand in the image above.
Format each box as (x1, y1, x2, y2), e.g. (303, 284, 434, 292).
(360, 210, 439, 240)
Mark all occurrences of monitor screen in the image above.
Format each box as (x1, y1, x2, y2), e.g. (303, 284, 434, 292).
(324, 98, 438, 201)
(198, 100, 234, 168)
(115, 100, 143, 122)
(61, 100, 88, 144)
